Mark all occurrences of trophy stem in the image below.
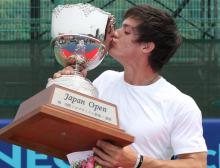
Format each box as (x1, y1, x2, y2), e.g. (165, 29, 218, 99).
(71, 63, 86, 77)
(72, 64, 81, 75)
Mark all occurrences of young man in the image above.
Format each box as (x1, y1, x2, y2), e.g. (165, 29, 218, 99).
(53, 4, 207, 168)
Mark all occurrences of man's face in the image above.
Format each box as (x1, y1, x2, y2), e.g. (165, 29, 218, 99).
(108, 17, 142, 65)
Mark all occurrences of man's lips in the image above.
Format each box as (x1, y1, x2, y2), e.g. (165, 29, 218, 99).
(109, 41, 115, 49)
(110, 38, 117, 46)
(112, 37, 118, 42)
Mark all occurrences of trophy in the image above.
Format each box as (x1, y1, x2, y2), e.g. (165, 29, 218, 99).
(47, 3, 115, 97)
(0, 3, 134, 160)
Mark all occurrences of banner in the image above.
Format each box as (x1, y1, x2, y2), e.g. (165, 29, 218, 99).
(0, 119, 219, 168)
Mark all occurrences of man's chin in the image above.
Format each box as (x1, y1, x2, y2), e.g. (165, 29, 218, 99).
(108, 49, 114, 56)
(108, 51, 118, 61)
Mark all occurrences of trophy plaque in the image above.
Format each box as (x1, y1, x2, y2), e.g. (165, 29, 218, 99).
(0, 3, 134, 161)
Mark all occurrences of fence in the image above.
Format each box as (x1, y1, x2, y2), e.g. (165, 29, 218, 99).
(0, 0, 220, 40)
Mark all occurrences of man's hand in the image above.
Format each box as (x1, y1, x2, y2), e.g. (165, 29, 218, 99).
(93, 140, 207, 168)
(53, 66, 87, 78)
(93, 140, 137, 168)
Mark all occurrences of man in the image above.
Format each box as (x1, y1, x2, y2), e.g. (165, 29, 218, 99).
(52, 4, 207, 168)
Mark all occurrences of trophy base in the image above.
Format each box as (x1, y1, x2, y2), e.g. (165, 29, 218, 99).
(47, 75, 98, 97)
(0, 85, 134, 160)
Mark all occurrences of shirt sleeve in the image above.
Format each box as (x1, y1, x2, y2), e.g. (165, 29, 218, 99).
(171, 96, 207, 155)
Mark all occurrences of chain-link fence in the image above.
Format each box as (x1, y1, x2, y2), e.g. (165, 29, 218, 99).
(0, 0, 220, 40)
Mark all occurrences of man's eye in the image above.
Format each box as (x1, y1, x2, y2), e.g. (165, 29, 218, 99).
(124, 31, 130, 35)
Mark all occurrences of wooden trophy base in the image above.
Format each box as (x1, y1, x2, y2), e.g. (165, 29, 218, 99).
(0, 85, 134, 160)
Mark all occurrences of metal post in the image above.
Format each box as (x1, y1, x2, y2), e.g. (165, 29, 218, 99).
(172, 0, 190, 18)
(214, 0, 218, 38)
(30, 0, 40, 40)
(200, 0, 205, 38)
(207, 0, 212, 39)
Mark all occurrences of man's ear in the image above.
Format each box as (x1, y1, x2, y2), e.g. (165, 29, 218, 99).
(142, 42, 155, 54)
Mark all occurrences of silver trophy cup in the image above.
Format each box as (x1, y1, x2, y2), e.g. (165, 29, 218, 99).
(47, 3, 115, 97)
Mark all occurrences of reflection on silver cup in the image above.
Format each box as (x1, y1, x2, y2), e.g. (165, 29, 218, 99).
(47, 3, 115, 97)
(52, 34, 106, 71)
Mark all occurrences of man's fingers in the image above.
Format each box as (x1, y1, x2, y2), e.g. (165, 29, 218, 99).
(96, 140, 119, 155)
(52, 66, 74, 79)
(62, 66, 74, 75)
(93, 147, 112, 162)
(93, 147, 117, 168)
(52, 65, 87, 79)
(94, 156, 113, 168)
(97, 140, 116, 149)
(53, 71, 62, 78)
(81, 69, 87, 77)
(64, 66, 74, 72)
(61, 69, 72, 75)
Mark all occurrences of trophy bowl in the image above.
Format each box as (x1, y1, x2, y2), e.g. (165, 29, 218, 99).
(47, 3, 115, 97)
(52, 34, 106, 71)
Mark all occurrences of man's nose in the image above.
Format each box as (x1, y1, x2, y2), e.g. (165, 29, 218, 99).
(113, 28, 120, 38)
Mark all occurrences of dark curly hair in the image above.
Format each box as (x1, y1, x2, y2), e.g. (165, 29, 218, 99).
(124, 5, 182, 72)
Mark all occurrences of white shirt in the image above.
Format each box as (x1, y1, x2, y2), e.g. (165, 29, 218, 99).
(93, 70, 207, 159)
